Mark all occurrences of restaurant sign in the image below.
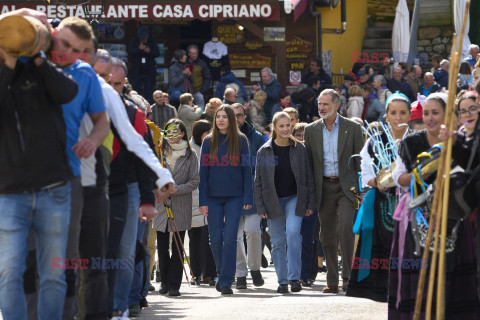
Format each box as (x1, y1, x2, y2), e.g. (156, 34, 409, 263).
(0, 3, 280, 21)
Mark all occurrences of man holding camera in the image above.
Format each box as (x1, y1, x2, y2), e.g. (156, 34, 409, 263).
(128, 26, 160, 104)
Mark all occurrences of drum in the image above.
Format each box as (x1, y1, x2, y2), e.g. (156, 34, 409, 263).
(0, 15, 51, 56)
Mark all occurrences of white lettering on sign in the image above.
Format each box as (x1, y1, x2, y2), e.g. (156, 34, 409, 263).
(1, 5, 15, 14)
(2, 4, 274, 20)
(153, 5, 162, 17)
(35, 5, 46, 13)
(261, 5, 272, 17)
(139, 5, 148, 18)
(198, 5, 208, 18)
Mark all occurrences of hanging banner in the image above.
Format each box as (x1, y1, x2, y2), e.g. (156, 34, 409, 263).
(0, 3, 280, 21)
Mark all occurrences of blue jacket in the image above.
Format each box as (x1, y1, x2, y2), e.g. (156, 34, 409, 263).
(240, 122, 266, 214)
(215, 71, 248, 101)
(199, 133, 253, 207)
(434, 69, 449, 89)
(262, 78, 282, 121)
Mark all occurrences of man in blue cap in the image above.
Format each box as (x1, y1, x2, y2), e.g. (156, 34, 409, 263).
(128, 26, 159, 104)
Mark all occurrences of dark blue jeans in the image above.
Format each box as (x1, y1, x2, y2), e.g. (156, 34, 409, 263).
(206, 196, 244, 288)
(300, 210, 318, 280)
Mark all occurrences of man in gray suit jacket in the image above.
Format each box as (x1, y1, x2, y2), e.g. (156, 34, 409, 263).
(304, 89, 364, 293)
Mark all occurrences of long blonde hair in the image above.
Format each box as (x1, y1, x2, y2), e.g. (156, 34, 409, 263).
(270, 112, 298, 145)
(209, 105, 246, 161)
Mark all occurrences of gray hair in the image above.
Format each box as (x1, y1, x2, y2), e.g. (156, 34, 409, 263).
(319, 88, 340, 105)
(439, 59, 449, 67)
(374, 75, 387, 86)
(261, 67, 274, 77)
(95, 49, 111, 64)
(424, 72, 434, 78)
(111, 57, 127, 76)
(470, 44, 479, 51)
(187, 44, 199, 53)
(153, 90, 163, 97)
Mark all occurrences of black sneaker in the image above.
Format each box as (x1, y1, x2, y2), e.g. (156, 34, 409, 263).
(168, 289, 181, 297)
(318, 266, 327, 273)
(159, 283, 168, 295)
(251, 270, 264, 286)
(277, 284, 289, 293)
(148, 284, 155, 291)
(235, 277, 247, 289)
(221, 286, 233, 295)
(128, 304, 141, 317)
(290, 280, 302, 292)
(140, 297, 148, 308)
(301, 279, 313, 287)
(261, 254, 268, 268)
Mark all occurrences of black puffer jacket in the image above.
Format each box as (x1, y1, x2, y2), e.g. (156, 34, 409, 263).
(0, 59, 78, 193)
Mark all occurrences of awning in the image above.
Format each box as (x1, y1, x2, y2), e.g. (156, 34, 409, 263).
(0, 1, 280, 21)
(291, 0, 307, 23)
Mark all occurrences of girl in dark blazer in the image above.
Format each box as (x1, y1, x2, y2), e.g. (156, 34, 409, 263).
(255, 112, 316, 294)
(153, 119, 199, 297)
(199, 105, 253, 295)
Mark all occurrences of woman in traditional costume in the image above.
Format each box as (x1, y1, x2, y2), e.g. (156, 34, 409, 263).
(346, 92, 411, 302)
(389, 92, 480, 319)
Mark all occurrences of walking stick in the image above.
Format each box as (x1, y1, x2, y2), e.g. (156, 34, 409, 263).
(413, 3, 470, 318)
(437, 5, 469, 315)
(155, 122, 195, 283)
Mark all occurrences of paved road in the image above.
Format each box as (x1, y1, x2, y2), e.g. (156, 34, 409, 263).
(138, 265, 387, 320)
(0, 263, 388, 319)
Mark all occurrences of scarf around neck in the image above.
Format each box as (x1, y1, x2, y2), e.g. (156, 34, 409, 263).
(166, 139, 188, 171)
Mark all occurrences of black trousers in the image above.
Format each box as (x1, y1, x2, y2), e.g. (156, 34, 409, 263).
(79, 186, 109, 320)
(106, 192, 128, 314)
(156, 230, 186, 291)
(188, 226, 217, 279)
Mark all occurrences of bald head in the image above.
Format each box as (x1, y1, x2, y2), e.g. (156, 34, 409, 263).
(224, 87, 237, 103)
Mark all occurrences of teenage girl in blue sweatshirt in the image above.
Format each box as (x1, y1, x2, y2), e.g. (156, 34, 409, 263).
(199, 105, 253, 295)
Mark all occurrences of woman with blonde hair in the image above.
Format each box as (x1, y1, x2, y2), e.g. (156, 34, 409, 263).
(254, 112, 316, 293)
(248, 90, 268, 134)
(347, 85, 364, 119)
(200, 98, 222, 123)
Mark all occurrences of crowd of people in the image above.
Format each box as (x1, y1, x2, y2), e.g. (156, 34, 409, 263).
(1, 7, 480, 320)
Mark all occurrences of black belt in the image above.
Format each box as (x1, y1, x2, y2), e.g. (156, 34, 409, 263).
(323, 176, 339, 183)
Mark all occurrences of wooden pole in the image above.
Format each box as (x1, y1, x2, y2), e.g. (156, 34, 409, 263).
(426, 30, 459, 318)
(437, 2, 470, 318)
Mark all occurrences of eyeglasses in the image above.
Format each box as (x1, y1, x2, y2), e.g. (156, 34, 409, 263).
(235, 114, 245, 118)
(459, 105, 480, 116)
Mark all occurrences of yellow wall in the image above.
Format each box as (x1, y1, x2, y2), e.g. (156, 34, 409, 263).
(319, 0, 367, 74)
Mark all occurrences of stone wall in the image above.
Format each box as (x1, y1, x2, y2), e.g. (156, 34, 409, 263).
(416, 25, 454, 67)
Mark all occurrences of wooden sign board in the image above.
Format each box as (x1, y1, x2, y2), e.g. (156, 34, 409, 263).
(286, 36, 312, 54)
(229, 53, 271, 69)
(217, 25, 245, 44)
